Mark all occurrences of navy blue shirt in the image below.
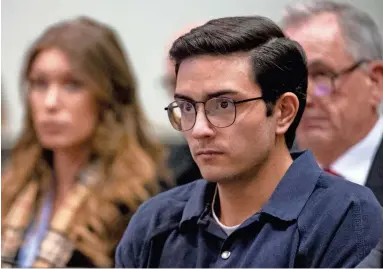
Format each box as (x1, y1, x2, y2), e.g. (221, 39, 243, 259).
(116, 151, 383, 268)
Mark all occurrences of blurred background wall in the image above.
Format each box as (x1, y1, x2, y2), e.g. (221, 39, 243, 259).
(2, 0, 383, 148)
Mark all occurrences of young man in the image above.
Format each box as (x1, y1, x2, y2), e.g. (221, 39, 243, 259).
(281, 0, 383, 205)
(116, 16, 383, 268)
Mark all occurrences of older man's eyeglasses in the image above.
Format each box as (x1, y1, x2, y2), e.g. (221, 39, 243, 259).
(310, 60, 370, 96)
(165, 96, 264, 131)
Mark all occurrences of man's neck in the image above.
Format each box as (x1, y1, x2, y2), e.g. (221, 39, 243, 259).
(216, 145, 293, 227)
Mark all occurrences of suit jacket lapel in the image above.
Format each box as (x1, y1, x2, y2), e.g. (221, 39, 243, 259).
(366, 137, 383, 205)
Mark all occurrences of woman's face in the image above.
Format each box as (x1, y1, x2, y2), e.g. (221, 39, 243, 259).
(28, 48, 98, 151)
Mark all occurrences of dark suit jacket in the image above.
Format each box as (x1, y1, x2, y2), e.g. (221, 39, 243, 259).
(292, 137, 383, 206)
(366, 137, 383, 206)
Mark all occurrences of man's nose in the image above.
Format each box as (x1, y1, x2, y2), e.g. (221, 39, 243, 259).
(191, 105, 215, 139)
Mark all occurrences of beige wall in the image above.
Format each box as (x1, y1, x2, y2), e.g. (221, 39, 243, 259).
(2, 0, 383, 146)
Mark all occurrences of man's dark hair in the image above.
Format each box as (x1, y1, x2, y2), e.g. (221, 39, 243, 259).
(169, 16, 307, 149)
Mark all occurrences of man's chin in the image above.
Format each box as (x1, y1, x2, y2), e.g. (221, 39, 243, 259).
(199, 166, 236, 182)
(199, 168, 224, 182)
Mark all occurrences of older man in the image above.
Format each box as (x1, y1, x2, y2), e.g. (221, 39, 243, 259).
(282, 0, 383, 204)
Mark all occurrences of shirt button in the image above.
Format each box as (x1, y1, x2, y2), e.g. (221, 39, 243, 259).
(221, 251, 231, 260)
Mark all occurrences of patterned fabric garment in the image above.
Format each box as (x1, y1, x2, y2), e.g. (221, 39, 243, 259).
(1, 162, 101, 268)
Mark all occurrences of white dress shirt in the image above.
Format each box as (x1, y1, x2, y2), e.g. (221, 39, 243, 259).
(330, 117, 383, 186)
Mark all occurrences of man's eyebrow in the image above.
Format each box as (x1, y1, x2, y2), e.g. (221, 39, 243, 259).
(174, 90, 238, 102)
(308, 60, 336, 73)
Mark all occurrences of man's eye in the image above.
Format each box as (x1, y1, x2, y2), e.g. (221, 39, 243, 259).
(185, 103, 193, 111)
(310, 71, 333, 78)
(220, 101, 229, 109)
(180, 102, 193, 112)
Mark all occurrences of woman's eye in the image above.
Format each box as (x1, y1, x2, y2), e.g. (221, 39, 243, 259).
(65, 79, 83, 91)
(29, 78, 48, 90)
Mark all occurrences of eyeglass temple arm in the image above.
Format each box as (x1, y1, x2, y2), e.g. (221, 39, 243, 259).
(234, 97, 263, 105)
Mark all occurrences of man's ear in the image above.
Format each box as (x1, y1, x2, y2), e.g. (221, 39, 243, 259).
(275, 92, 299, 136)
(367, 60, 383, 108)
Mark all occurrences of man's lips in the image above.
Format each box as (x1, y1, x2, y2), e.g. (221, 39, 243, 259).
(194, 149, 224, 156)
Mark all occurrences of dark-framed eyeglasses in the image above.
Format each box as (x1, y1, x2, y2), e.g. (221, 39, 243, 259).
(310, 60, 370, 96)
(164, 96, 264, 131)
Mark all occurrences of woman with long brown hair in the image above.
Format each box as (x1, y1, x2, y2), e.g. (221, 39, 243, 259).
(1, 16, 170, 268)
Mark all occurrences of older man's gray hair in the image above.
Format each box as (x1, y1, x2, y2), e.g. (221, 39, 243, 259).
(281, 0, 383, 113)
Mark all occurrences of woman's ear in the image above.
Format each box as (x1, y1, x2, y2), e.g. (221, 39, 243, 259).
(275, 92, 299, 136)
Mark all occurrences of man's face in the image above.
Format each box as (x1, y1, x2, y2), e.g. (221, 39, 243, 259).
(175, 54, 276, 182)
(285, 13, 379, 151)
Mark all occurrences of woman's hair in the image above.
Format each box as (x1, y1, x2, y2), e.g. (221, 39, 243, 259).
(2, 16, 169, 266)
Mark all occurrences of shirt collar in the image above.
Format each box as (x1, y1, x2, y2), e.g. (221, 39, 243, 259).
(330, 116, 383, 185)
(180, 180, 215, 229)
(180, 150, 322, 228)
(261, 150, 321, 221)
